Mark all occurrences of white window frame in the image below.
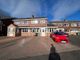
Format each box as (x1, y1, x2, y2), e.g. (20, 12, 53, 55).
(40, 20, 46, 24)
(15, 21, 20, 25)
(31, 20, 38, 24)
(71, 23, 77, 27)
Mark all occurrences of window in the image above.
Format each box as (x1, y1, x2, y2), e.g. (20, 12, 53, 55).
(78, 23, 80, 26)
(26, 28, 28, 32)
(20, 21, 24, 24)
(8, 28, 10, 32)
(64, 29, 68, 32)
(40, 20, 46, 23)
(71, 23, 77, 27)
(21, 21, 28, 24)
(15, 21, 20, 24)
(63, 23, 69, 27)
(71, 28, 79, 32)
(32, 29, 35, 32)
(31, 20, 38, 24)
(52, 23, 58, 26)
(57, 23, 62, 27)
(25, 21, 28, 24)
(23, 28, 26, 32)
(50, 28, 51, 32)
(22, 28, 28, 32)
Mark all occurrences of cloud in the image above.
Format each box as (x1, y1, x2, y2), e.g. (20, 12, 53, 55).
(0, 0, 19, 13)
(11, 0, 41, 18)
(40, 0, 48, 17)
(0, 0, 42, 18)
(52, 0, 80, 20)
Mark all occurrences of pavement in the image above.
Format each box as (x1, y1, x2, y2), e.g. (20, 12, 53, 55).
(0, 36, 80, 60)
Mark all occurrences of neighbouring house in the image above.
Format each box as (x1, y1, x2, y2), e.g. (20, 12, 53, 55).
(0, 17, 14, 36)
(0, 20, 3, 36)
(49, 20, 80, 35)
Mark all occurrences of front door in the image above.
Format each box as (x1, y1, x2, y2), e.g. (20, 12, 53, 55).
(8, 28, 15, 36)
(40, 28, 46, 36)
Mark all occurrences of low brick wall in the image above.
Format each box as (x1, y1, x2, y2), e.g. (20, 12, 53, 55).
(21, 32, 35, 36)
(69, 32, 77, 35)
(21, 32, 52, 37)
(46, 32, 51, 36)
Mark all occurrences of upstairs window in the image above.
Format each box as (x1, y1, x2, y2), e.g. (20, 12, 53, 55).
(14, 21, 20, 25)
(71, 23, 77, 27)
(21, 21, 28, 24)
(78, 22, 80, 26)
(31, 19, 38, 24)
(40, 20, 46, 24)
(63, 23, 69, 27)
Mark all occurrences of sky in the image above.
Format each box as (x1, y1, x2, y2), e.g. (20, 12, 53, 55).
(0, 0, 80, 21)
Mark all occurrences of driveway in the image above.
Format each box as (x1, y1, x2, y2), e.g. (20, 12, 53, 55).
(0, 36, 80, 60)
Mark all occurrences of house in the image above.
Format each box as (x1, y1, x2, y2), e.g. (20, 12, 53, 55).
(7, 17, 48, 37)
(7, 16, 58, 37)
(49, 20, 80, 35)
(7, 16, 80, 37)
(0, 17, 13, 36)
(0, 20, 3, 36)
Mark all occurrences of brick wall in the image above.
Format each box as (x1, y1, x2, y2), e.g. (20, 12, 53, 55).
(21, 32, 35, 36)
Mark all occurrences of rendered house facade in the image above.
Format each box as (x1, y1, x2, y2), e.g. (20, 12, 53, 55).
(7, 17, 80, 37)
(50, 20, 80, 35)
(7, 17, 58, 37)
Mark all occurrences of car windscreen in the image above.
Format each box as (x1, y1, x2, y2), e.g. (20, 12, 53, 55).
(54, 32, 65, 35)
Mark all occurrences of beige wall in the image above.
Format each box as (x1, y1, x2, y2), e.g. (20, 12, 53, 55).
(17, 24, 47, 27)
(46, 32, 51, 36)
(21, 32, 52, 37)
(13, 18, 47, 27)
(21, 32, 35, 36)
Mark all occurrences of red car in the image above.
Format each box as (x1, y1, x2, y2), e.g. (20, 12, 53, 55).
(50, 32, 69, 43)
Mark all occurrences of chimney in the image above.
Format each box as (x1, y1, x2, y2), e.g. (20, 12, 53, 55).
(32, 15, 34, 18)
(63, 19, 67, 22)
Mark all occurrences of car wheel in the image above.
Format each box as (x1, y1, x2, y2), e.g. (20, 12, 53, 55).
(61, 40, 66, 44)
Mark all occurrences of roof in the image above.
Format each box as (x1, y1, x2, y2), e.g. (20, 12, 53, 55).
(49, 20, 80, 23)
(17, 17, 47, 19)
(12, 17, 47, 21)
(0, 16, 15, 19)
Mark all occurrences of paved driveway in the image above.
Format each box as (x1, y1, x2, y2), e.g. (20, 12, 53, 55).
(0, 36, 80, 60)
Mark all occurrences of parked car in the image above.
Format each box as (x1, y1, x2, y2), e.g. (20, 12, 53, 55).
(61, 32, 69, 37)
(50, 32, 69, 43)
